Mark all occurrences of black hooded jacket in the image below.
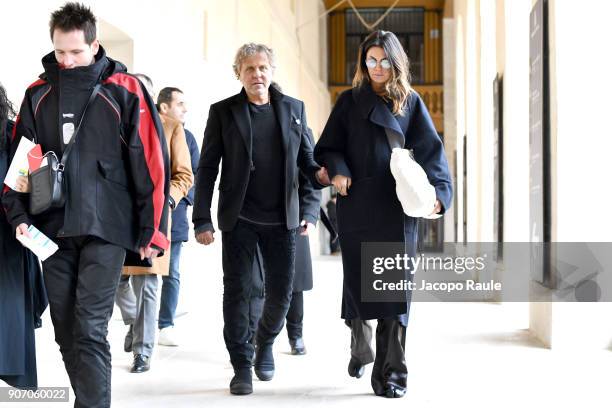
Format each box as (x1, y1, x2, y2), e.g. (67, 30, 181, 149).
(1, 46, 170, 252)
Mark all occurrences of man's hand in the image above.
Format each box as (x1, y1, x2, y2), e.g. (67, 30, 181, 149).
(139, 246, 160, 260)
(196, 230, 215, 245)
(300, 221, 316, 236)
(428, 200, 442, 216)
(316, 167, 331, 186)
(16, 223, 30, 239)
(332, 175, 352, 196)
(15, 175, 30, 193)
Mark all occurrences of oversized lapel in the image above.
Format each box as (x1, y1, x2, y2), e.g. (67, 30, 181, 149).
(270, 86, 290, 155)
(354, 84, 406, 146)
(230, 89, 252, 157)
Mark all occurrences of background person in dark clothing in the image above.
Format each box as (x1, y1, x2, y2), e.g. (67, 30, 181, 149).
(193, 43, 327, 395)
(0, 83, 48, 390)
(1, 4, 170, 407)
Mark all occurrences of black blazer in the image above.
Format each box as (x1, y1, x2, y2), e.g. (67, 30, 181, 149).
(193, 87, 321, 232)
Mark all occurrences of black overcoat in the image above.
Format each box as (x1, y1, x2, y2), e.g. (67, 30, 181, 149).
(0, 122, 48, 389)
(314, 84, 453, 320)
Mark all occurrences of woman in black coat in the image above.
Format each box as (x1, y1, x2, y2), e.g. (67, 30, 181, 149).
(314, 31, 452, 398)
(0, 83, 48, 389)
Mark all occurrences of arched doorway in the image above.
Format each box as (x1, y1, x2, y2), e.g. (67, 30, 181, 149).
(98, 20, 134, 71)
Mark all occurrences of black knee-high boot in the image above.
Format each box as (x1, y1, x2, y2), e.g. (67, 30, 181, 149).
(371, 318, 407, 398)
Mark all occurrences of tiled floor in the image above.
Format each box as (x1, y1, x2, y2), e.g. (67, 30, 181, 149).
(6, 240, 612, 407)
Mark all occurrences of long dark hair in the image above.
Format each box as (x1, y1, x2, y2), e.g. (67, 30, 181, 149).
(352, 30, 413, 115)
(0, 83, 16, 150)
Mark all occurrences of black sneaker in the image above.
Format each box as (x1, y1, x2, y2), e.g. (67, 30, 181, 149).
(230, 368, 253, 395)
(130, 354, 150, 373)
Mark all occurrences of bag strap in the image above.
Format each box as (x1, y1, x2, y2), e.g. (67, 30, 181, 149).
(352, 87, 406, 151)
(59, 82, 101, 170)
(384, 127, 404, 150)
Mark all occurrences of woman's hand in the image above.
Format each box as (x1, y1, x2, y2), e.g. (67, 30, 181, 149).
(300, 221, 316, 236)
(332, 175, 352, 196)
(428, 199, 442, 216)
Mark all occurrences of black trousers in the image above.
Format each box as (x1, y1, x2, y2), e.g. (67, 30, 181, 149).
(347, 318, 407, 395)
(42, 236, 125, 408)
(249, 290, 304, 343)
(221, 219, 297, 369)
(285, 290, 303, 340)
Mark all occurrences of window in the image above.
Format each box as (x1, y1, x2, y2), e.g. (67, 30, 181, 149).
(344, 8, 425, 84)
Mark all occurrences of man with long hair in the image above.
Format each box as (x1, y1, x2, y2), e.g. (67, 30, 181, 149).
(193, 43, 327, 395)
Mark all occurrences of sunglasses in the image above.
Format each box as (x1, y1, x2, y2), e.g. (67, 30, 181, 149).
(365, 58, 392, 70)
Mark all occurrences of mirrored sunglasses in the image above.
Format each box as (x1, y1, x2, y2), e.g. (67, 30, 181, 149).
(366, 58, 392, 70)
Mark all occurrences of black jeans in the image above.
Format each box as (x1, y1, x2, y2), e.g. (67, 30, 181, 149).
(221, 219, 297, 369)
(249, 290, 303, 343)
(42, 236, 125, 408)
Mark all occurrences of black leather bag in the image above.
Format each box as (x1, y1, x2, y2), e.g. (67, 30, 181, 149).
(29, 152, 65, 215)
(28, 83, 100, 216)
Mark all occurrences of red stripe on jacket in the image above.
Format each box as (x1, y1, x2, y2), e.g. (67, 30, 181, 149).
(11, 78, 47, 142)
(28, 78, 46, 89)
(10, 115, 19, 142)
(103, 73, 167, 249)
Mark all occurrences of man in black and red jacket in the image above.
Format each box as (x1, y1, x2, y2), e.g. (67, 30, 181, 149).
(1, 3, 169, 407)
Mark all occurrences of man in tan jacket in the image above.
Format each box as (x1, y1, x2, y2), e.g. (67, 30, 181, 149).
(115, 73, 193, 373)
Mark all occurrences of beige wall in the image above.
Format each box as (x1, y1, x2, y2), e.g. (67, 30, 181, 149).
(547, 0, 612, 242)
(0, 0, 329, 140)
(450, 0, 612, 243)
(449, 0, 612, 348)
(448, 0, 531, 243)
(531, 0, 612, 349)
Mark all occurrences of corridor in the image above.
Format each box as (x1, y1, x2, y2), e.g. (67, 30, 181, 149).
(14, 240, 612, 408)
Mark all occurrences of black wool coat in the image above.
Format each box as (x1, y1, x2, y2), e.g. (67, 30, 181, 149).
(1, 122, 48, 389)
(314, 84, 453, 321)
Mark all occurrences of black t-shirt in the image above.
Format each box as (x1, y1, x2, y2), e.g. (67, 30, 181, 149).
(239, 102, 285, 225)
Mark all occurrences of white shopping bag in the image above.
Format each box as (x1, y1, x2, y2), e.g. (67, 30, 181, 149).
(389, 148, 439, 219)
